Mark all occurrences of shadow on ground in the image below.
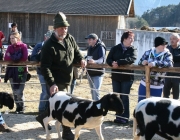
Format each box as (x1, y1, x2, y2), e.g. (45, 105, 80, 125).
(0, 114, 135, 140)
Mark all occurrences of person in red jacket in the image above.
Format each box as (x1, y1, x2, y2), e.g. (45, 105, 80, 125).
(4, 32, 28, 114)
(0, 31, 5, 48)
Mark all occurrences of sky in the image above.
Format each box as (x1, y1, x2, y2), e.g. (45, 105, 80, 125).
(134, 0, 180, 16)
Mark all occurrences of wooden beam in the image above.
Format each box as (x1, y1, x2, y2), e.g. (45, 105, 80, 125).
(151, 67, 180, 73)
(85, 64, 145, 71)
(145, 66, 150, 98)
(0, 61, 39, 66)
(1, 61, 180, 73)
(1, 60, 180, 99)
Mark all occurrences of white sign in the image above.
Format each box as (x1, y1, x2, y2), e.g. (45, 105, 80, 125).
(8, 23, 12, 28)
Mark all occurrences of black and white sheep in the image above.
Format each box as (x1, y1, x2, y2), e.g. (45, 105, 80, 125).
(0, 92, 14, 109)
(133, 97, 180, 140)
(43, 91, 124, 140)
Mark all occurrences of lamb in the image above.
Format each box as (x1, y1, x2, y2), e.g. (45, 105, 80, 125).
(43, 91, 124, 140)
(133, 97, 180, 140)
(0, 92, 14, 109)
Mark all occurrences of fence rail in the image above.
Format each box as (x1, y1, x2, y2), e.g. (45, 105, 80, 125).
(1, 60, 180, 98)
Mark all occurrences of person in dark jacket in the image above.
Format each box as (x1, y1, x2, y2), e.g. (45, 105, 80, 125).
(36, 12, 86, 140)
(163, 33, 180, 99)
(85, 33, 106, 100)
(106, 31, 137, 124)
(30, 30, 53, 113)
(8, 23, 22, 45)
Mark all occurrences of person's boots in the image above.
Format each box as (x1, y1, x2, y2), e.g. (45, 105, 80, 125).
(62, 125, 75, 140)
(35, 110, 52, 130)
(0, 123, 13, 132)
(15, 106, 24, 114)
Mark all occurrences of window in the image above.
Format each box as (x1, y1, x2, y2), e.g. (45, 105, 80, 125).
(101, 31, 115, 40)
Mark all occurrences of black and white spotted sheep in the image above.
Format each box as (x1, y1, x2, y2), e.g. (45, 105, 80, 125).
(133, 97, 180, 140)
(43, 91, 124, 140)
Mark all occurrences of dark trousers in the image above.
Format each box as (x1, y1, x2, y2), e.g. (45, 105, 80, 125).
(10, 72, 27, 110)
(163, 78, 180, 99)
(112, 80, 133, 119)
(38, 74, 50, 112)
(0, 48, 3, 60)
(56, 84, 70, 92)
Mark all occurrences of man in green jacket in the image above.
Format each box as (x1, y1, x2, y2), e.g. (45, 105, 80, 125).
(36, 12, 86, 140)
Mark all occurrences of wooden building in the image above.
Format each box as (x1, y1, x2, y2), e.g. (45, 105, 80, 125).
(0, 0, 135, 48)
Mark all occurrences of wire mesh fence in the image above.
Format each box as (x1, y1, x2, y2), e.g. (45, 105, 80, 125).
(0, 62, 179, 140)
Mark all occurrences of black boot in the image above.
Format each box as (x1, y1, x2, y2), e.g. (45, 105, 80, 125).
(62, 125, 75, 140)
(35, 110, 51, 130)
(15, 106, 24, 114)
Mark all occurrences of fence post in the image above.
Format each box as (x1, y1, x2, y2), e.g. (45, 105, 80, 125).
(145, 66, 150, 98)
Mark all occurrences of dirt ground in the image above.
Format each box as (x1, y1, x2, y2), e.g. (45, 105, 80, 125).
(0, 70, 164, 140)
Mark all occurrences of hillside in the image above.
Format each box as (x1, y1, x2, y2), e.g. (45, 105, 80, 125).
(135, 0, 180, 16)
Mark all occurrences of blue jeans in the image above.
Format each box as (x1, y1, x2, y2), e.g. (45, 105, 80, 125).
(0, 112, 5, 124)
(138, 83, 162, 102)
(38, 74, 50, 112)
(88, 75, 103, 100)
(70, 78, 76, 94)
(112, 80, 133, 119)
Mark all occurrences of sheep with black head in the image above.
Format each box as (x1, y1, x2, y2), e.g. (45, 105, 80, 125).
(0, 92, 14, 132)
(0, 92, 14, 109)
(43, 92, 124, 140)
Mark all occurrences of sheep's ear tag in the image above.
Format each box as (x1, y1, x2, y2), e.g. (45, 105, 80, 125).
(96, 103, 101, 109)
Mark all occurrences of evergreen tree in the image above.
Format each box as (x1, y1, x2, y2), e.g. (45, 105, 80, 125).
(127, 16, 149, 29)
(142, 3, 180, 26)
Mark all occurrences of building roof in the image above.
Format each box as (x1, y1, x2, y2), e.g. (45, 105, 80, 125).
(0, 0, 135, 16)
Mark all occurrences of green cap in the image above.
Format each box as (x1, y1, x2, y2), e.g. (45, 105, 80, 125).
(53, 12, 70, 28)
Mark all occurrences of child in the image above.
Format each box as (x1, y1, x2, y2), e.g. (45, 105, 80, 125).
(138, 37, 173, 102)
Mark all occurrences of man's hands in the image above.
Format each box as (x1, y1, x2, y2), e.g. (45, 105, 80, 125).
(49, 60, 86, 96)
(50, 84, 59, 96)
(112, 61, 119, 68)
(81, 60, 87, 68)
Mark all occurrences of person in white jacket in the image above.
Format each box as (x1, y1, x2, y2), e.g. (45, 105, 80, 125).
(138, 37, 173, 102)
